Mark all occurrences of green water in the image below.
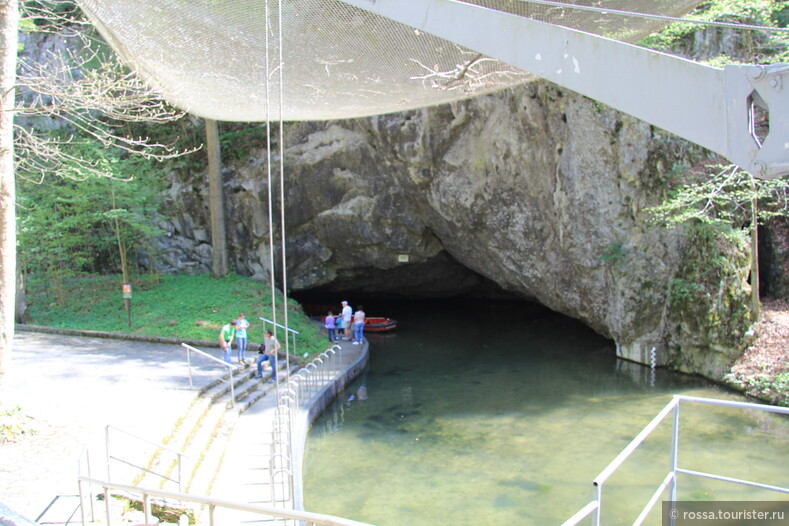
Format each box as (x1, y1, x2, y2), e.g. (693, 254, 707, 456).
(302, 300, 789, 525)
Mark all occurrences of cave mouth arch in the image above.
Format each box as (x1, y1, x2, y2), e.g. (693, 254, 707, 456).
(290, 250, 553, 320)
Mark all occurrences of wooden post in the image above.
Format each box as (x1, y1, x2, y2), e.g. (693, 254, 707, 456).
(206, 118, 228, 277)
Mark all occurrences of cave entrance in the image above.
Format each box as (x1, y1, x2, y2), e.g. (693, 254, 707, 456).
(289, 250, 544, 316)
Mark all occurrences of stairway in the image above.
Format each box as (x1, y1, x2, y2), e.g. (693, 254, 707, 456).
(109, 356, 298, 524)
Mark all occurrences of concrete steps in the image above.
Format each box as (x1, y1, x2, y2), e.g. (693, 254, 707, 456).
(119, 357, 298, 523)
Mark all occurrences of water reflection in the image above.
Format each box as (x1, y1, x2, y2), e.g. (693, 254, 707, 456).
(303, 300, 788, 526)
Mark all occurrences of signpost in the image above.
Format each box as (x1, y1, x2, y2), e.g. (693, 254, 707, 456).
(122, 283, 132, 328)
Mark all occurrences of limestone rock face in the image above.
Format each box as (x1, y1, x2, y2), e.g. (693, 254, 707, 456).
(161, 81, 752, 380)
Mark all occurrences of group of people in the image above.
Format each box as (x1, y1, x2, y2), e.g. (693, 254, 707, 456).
(218, 313, 281, 383)
(325, 300, 365, 345)
(217, 299, 365, 385)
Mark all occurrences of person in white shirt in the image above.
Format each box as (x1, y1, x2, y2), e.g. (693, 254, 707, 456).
(341, 300, 353, 341)
(353, 305, 365, 345)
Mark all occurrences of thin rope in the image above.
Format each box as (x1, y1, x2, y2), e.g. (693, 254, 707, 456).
(276, 0, 291, 384)
(276, 1, 296, 503)
(263, 0, 280, 400)
(515, 0, 789, 33)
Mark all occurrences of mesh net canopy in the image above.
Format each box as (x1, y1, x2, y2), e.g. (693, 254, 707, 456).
(76, 0, 703, 122)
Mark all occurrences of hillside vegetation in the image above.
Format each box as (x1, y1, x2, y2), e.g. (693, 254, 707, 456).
(25, 273, 327, 357)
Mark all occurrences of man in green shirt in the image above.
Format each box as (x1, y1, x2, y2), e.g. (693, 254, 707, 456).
(219, 319, 237, 363)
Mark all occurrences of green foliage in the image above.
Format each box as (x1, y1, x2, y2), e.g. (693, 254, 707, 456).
(668, 278, 706, 308)
(774, 4, 789, 28)
(725, 367, 789, 406)
(17, 140, 169, 300)
(637, 0, 788, 63)
(22, 0, 81, 27)
(667, 222, 752, 344)
(600, 242, 625, 266)
(25, 273, 329, 357)
(647, 165, 789, 230)
(219, 123, 268, 163)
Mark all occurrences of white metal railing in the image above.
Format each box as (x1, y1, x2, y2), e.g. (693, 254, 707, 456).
(260, 316, 300, 355)
(77, 476, 374, 526)
(105, 425, 184, 492)
(563, 395, 789, 526)
(76, 447, 94, 526)
(268, 344, 344, 512)
(181, 342, 239, 407)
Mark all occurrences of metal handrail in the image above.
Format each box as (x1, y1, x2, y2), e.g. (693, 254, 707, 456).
(181, 342, 238, 407)
(77, 475, 374, 526)
(105, 425, 185, 493)
(563, 395, 789, 526)
(259, 316, 300, 353)
(675, 468, 789, 494)
(265, 342, 346, 512)
(632, 471, 675, 526)
(593, 397, 681, 487)
(74, 447, 95, 526)
(563, 501, 599, 526)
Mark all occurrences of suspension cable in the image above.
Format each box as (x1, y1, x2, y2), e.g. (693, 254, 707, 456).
(264, 0, 278, 361)
(277, 0, 291, 384)
(276, 0, 297, 505)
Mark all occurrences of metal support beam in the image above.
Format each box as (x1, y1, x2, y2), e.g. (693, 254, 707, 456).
(338, 0, 789, 178)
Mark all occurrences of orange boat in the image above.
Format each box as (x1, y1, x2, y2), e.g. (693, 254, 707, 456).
(362, 317, 398, 332)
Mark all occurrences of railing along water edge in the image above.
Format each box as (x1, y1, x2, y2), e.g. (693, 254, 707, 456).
(563, 395, 789, 526)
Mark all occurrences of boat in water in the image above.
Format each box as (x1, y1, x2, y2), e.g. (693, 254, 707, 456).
(361, 317, 398, 332)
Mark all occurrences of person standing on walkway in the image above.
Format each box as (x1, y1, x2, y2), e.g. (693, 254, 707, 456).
(325, 311, 337, 342)
(353, 305, 366, 345)
(219, 319, 237, 363)
(235, 313, 250, 365)
(256, 329, 281, 383)
(341, 300, 353, 341)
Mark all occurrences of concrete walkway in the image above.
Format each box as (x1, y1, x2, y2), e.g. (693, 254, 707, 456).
(3, 331, 223, 523)
(2, 330, 367, 525)
(211, 338, 368, 524)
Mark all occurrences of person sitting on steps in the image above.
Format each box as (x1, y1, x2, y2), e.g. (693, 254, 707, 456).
(255, 329, 281, 383)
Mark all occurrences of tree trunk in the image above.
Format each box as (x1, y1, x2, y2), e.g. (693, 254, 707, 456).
(206, 118, 227, 277)
(0, 0, 18, 400)
(15, 269, 29, 323)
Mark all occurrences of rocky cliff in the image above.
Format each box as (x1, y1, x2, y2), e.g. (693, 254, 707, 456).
(158, 81, 754, 380)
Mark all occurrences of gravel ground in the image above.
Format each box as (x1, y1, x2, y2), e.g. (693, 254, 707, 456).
(727, 298, 789, 404)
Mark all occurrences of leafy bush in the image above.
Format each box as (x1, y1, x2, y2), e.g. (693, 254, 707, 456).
(725, 368, 789, 406)
(17, 141, 171, 302)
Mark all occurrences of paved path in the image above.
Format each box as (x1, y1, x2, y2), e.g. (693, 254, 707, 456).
(2, 331, 219, 522)
(211, 339, 367, 525)
(2, 330, 367, 525)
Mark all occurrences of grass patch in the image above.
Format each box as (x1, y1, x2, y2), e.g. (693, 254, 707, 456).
(25, 273, 327, 357)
